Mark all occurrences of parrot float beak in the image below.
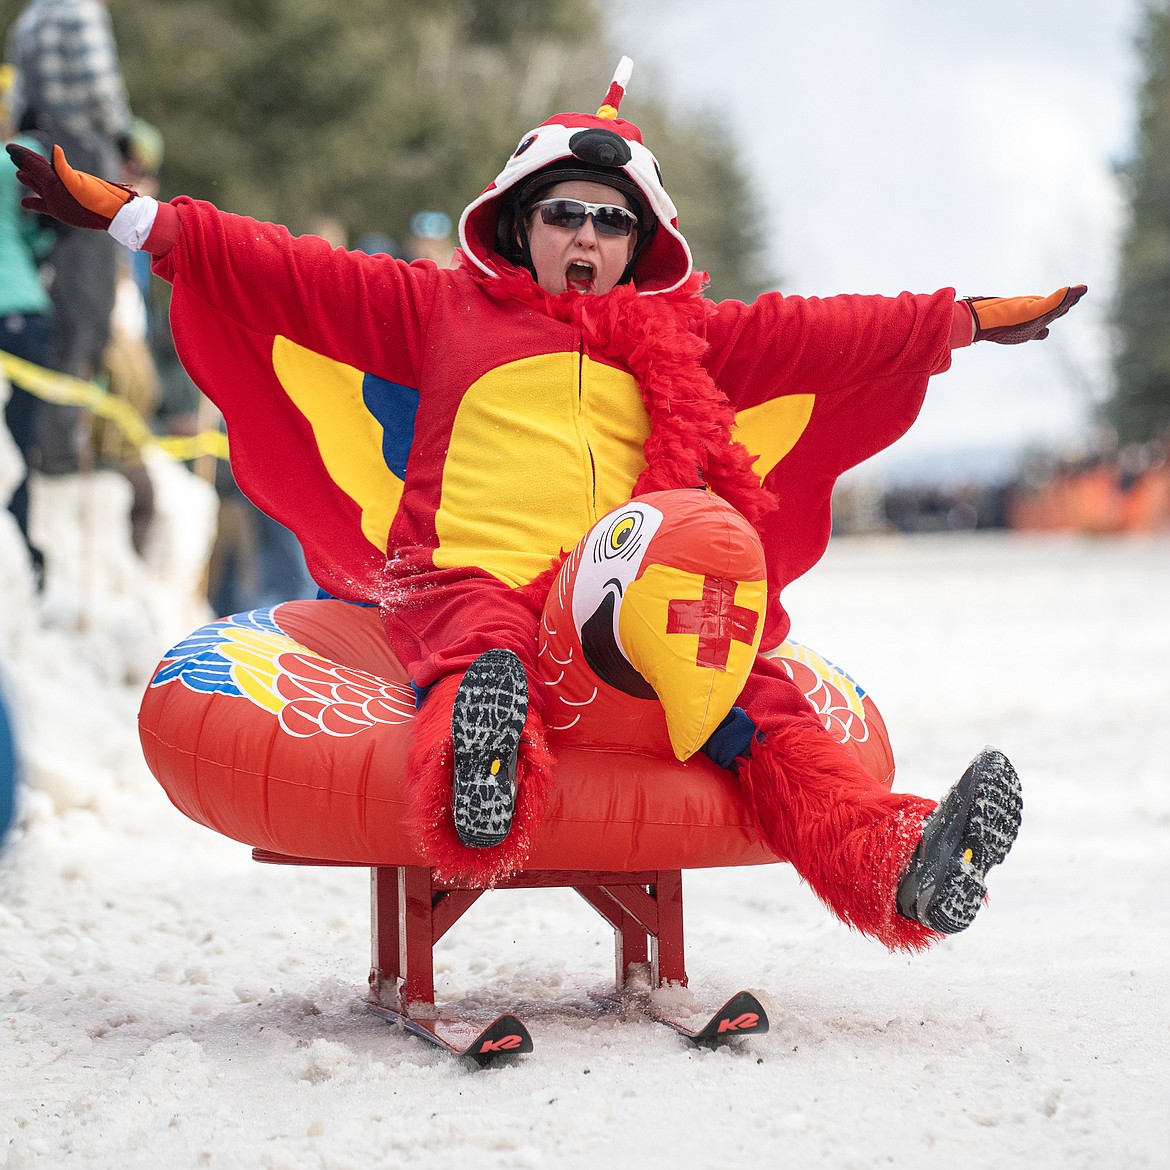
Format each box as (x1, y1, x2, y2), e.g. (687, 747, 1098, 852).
(580, 588, 657, 699)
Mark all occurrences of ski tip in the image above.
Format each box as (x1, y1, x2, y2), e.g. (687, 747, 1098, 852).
(689, 991, 770, 1046)
(367, 1001, 534, 1063)
(467, 1013, 534, 1064)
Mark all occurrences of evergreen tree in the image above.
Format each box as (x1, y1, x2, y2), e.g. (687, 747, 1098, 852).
(0, 0, 772, 299)
(1112, 1, 1170, 443)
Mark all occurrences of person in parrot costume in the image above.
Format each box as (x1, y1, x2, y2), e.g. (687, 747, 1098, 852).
(7, 58, 1084, 951)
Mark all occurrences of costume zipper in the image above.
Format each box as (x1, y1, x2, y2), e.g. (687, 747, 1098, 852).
(577, 334, 598, 515)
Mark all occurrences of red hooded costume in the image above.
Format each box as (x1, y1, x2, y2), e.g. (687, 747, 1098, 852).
(134, 67, 966, 949)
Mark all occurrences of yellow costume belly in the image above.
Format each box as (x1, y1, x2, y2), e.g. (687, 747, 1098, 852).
(434, 353, 651, 586)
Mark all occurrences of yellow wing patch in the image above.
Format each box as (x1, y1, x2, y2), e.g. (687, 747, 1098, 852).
(732, 395, 816, 481)
(271, 336, 403, 555)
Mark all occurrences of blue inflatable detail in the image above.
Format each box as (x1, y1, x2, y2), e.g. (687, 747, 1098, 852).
(0, 680, 18, 847)
(150, 608, 284, 696)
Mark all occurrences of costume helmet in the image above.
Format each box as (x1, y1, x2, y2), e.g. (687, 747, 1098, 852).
(459, 58, 693, 295)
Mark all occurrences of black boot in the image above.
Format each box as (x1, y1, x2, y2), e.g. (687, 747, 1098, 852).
(897, 748, 1022, 934)
(451, 649, 528, 849)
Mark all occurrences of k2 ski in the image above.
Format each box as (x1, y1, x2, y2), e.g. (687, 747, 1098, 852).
(367, 1003, 533, 1064)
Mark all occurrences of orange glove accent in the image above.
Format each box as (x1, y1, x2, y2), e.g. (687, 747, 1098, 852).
(51, 144, 136, 220)
(7, 141, 138, 231)
(964, 285, 1087, 345)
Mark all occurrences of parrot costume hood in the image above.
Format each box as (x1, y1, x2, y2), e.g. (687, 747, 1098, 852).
(459, 57, 693, 294)
(457, 58, 776, 535)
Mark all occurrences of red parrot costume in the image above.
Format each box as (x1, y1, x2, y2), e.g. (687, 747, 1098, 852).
(143, 183, 954, 946)
(9, 59, 1069, 950)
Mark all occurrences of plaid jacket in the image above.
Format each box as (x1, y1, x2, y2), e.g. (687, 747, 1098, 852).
(5, 0, 130, 146)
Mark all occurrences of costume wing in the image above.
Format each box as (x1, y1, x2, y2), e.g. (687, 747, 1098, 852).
(733, 366, 932, 646)
(170, 294, 418, 602)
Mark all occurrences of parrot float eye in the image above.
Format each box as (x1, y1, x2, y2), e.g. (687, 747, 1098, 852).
(603, 511, 643, 559)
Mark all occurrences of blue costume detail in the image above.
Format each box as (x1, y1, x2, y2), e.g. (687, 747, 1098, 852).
(700, 705, 758, 771)
(362, 373, 419, 480)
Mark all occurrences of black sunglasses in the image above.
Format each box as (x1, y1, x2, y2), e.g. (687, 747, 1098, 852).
(530, 198, 639, 238)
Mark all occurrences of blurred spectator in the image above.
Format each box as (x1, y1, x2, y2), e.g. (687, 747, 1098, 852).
(122, 116, 162, 338)
(91, 252, 159, 555)
(1006, 430, 1170, 534)
(305, 214, 347, 249)
(5, 0, 133, 472)
(250, 507, 319, 610)
(206, 452, 319, 616)
(149, 281, 204, 441)
(354, 231, 399, 258)
(882, 481, 1008, 534)
(206, 452, 255, 616)
(87, 117, 165, 557)
(0, 670, 16, 848)
(1, 62, 57, 585)
(405, 209, 453, 266)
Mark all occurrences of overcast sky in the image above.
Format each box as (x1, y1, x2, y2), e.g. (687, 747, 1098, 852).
(606, 0, 1145, 476)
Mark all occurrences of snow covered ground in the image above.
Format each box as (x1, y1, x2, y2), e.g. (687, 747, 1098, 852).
(1, 410, 1168, 1169)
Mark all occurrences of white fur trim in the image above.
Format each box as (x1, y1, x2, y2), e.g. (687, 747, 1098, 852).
(109, 196, 159, 251)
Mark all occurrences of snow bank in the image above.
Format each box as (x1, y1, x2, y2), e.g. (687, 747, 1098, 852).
(0, 373, 216, 834)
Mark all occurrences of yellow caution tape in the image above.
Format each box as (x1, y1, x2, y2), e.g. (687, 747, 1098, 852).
(154, 432, 231, 461)
(0, 348, 228, 461)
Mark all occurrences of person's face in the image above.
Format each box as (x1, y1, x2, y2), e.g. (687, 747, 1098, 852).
(523, 180, 638, 296)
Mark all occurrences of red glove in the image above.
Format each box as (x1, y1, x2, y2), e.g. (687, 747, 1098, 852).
(5, 143, 139, 231)
(963, 285, 1087, 344)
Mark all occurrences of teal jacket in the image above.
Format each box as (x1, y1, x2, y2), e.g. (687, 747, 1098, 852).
(0, 135, 53, 318)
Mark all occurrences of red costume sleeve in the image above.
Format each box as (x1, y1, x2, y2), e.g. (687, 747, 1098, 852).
(151, 199, 443, 599)
(705, 289, 955, 410)
(152, 197, 438, 382)
(704, 289, 957, 646)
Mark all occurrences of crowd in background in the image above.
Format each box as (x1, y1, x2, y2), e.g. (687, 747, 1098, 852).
(2, 0, 171, 588)
(0, 0, 458, 618)
(1004, 431, 1170, 535)
(832, 428, 1170, 537)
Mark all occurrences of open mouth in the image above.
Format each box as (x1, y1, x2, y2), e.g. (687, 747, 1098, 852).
(565, 260, 596, 292)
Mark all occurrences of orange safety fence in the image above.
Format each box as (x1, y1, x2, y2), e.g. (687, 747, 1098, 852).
(1007, 464, 1170, 534)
